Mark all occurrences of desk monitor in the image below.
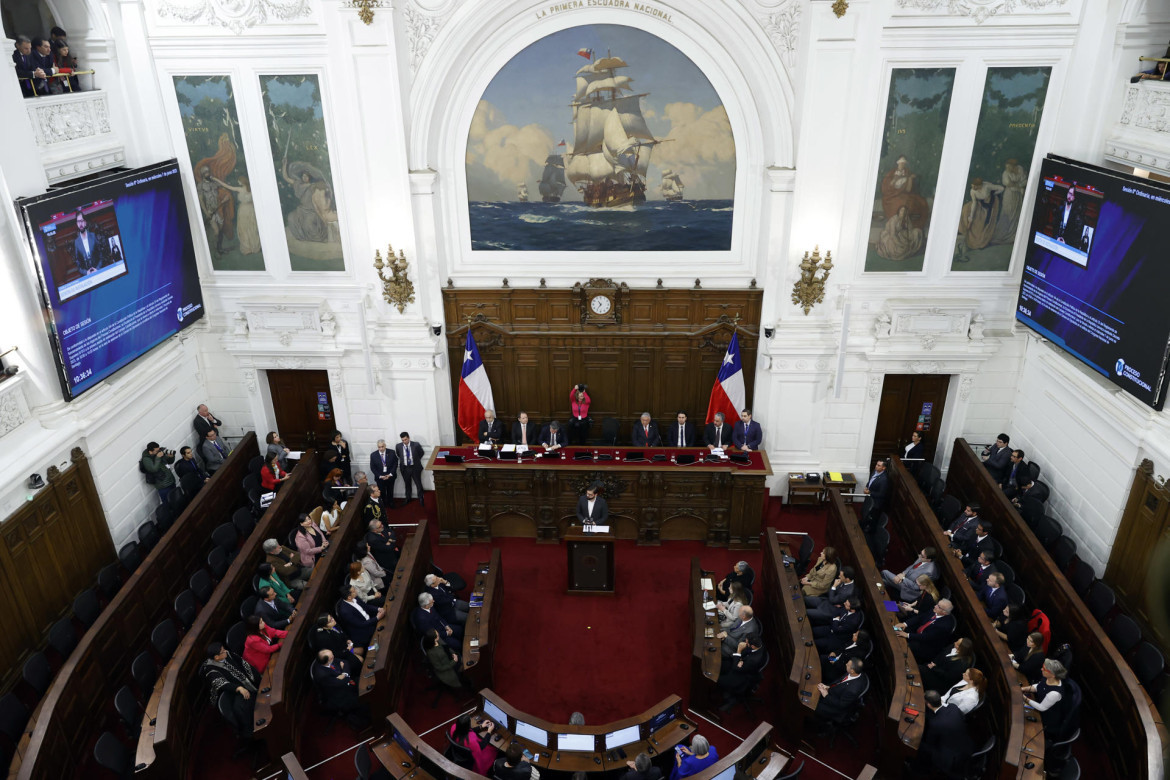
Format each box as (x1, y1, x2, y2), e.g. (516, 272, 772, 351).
(481, 698, 509, 731)
(514, 720, 548, 746)
(647, 703, 678, 735)
(712, 766, 737, 780)
(739, 733, 768, 769)
(391, 726, 416, 760)
(605, 725, 642, 750)
(557, 733, 596, 752)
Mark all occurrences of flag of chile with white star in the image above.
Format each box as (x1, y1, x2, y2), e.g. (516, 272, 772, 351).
(706, 331, 744, 424)
(458, 331, 496, 442)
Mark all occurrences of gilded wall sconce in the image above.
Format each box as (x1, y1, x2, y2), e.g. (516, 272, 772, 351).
(791, 246, 833, 315)
(374, 243, 416, 314)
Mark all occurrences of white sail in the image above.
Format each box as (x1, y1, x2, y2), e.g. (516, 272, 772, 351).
(574, 65, 607, 101)
(584, 75, 634, 99)
(567, 152, 620, 184)
(572, 104, 609, 155)
(603, 108, 637, 171)
(611, 95, 655, 141)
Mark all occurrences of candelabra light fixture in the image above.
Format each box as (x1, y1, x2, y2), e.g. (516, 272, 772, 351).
(373, 243, 416, 314)
(791, 246, 833, 315)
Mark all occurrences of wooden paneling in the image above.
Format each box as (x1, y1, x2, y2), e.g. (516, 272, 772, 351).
(443, 286, 762, 442)
(1108, 460, 1170, 640)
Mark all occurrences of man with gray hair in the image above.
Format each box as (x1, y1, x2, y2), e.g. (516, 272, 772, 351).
(539, 419, 565, 450)
(901, 598, 957, 663)
(369, 438, 397, 509)
(424, 572, 469, 625)
(13, 36, 45, 97)
(263, 538, 309, 589)
(705, 412, 733, 450)
(632, 412, 661, 447)
(414, 591, 462, 651)
(478, 410, 504, 446)
(623, 752, 661, 780)
(569, 712, 585, 726)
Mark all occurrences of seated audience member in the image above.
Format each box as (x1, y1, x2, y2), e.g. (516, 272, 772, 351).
(242, 614, 286, 672)
(363, 486, 385, 526)
(943, 503, 981, 547)
(263, 538, 310, 589)
(365, 519, 399, 570)
(425, 572, 469, 625)
(493, 743, 535, 780)
(670, 735, 718, 780)
(981, 433, 1011, 473)
(193, 404, 222, 439)
(260, 451, 288, 491)
(813, 657, 867, 727)
(821, 629, 871, 678)
(200, 430, 229, 473)
(900, 599, 956, 664)
(13, 36, 43, 97)
(313, 613, 362, 662)
(813, 598, 862, 654)
(322, 467, 351, 504)
(994, 603, 1029, 655)
(512, 412, 539, 448)
(200, 641, 260, 739)
(348, 560, 383, 605)
(666, 411, 696, 448)
(979, 572, 1008, 618)
(732, 409, 762, 451)
(329, 430, 352, 481)
(940, 668, 986, 715)
(354, 541, 386, 590)
(896, 574, 939, 632)
(254, 586, 295, 629)
(965, 550, 997, 589)
(632, 412, 662, 447)
(1000, 449, 1028, 496)
(140, 442, 177, 503)
(1022, 659, 1082, 742)
(801, 546, 840, 597)
(318, 500, 342, 536)
(717, 582, 749, 630)
(427, 628, 464, 690)
(882, 547, 938, 602)
(478, 410, 504, 445)
(415, 592, 463, 650)
(717, 605, 761, 656)
(294, 512, 329, 567)
(258, 563, 297, 604)
(914, 689, 973, 778)
(264, 431, 292, 471)
(312, 649, 369, 727)
(576, 484, 608, 526)
(921, 637, 975, 694)
(718, 634, 766, 709)
(174, 446, 209, 484)
(716, 561, 754, 598)
(704, 412, 733, 450)
(31, 38, 59, 94)
(623, 752, 662, 780)
(1011, 632, 1047, 685)
(337, 585, 384, 647)
(807, 567, 856, 624)
(568, 383, 591, 446)
(1011, 479, 1047, 506)
(540, 419, 566, 451)
(449, 712, 497, 775)
(954, 522, 995, 567)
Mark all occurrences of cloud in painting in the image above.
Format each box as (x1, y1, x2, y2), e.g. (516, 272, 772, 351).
(649, 103, 735, 199)
(467, 100, 557, 201)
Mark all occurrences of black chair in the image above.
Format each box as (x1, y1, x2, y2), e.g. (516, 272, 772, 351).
(777, 759, 805, 780)
(248, 487, 263, 513)
(1017, 497, 1045, 529)
(137, 520, 161, 557)
(239, 595, 260, 621)
(795, 535, 815, 575)
(936, 495, 961, 528)
(1027, 461, 1041, 482)
(252, 574, 262, 595)
(208, 546, 230, 580)
(174, 589, 198, 629)
(48, 618, 77, 659)
(151, 619, 179, 660)
(225, 621, 247, 655)
(1044, 726, 1079, 771)
(131, 651, 157, 694)
(1106, 614, 1142, 655)
(995, 560, 1015, 587)
(243, 473, 262, 495)
(249, 455, 265, 475)
(445, 735, 476, 770)
(0, 693, 29, 744)
(1035, 516, 1062, 548)
(179, 471, 203, 499)
(1029, 480, 1051, 503)
(874, 512, 889, 530)
(97, 563, 122, 601)
(1057, 757, 1080, 780)
(114, 685, 141, 739)
(599, 417, 619, 445)
(1005, 583, 1026, 607)
(927, 480, 945, 509)
(740, 648, 770, 718)
(1051, 536, 1077, 572)
(1085, 580, 1116, 623)
(190, 568, 214, 603)
(964, 734, 996, 780)
(73, 587, 102, 628)
(355, 743, 372, 780)
(93, 731, 132, 777)
(232, 507, 256, 538)
(22, 653, 51, 697)
(1131, 641, 1165, 688)
(917, 463, 941, 493)
(1068, 559, 1095, 598)
(118, 541, 141, 573)
(868, 527, 890, 569)
(287, 527, 301, 549)
(154, 502, 176, 535)
(167, 486, 188, 516)
(211, 522, 239, 556)
(431, 562, 468, 594)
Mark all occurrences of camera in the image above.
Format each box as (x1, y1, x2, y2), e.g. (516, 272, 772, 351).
(576, 383, 587, 392)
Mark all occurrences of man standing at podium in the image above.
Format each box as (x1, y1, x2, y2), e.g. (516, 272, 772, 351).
(576, 484, 608, 527)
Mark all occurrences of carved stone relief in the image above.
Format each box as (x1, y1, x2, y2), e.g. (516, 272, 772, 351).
(154, 0, 313, 33)
(0, 387, 28, 437)
(896, 0, 1069, 24)
(26, 93, 115, 147)
(405, 4, 444, 75)
(758, 0, 801, 68)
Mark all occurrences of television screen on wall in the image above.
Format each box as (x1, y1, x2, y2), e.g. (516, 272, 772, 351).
(15, 160, 204, 401)
(1015, 155, 1170, 410)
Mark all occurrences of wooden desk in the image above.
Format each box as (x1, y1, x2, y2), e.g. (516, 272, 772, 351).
(760, 534, 820, 741)
(15, 433, 258, 780)
(427, 446, 771, 549)
(689, 558, 722, 716)
(462, 549, 503, 691)
(824, 487, 923, 775)
(823, 472, 857, 502)
(684, 723, 787, 780)
(374, 714, 484, 780)
(947, 439, 1166, 780)
(786, 474, 822, 506)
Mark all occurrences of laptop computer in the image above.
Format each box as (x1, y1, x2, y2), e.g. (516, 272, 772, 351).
(443, 454, 465, 464)
(625, 451, 646, 461)
(676, 454, 696, 465)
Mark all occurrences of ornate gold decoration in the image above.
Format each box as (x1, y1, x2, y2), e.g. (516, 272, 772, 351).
(348, 0, 382, 25)
(791, 246, 833, 315)
(373, 243, 416, 314)
(831, 0, 849, 17)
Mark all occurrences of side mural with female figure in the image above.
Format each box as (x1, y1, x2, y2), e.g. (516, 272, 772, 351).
(260, 74, 345, 272)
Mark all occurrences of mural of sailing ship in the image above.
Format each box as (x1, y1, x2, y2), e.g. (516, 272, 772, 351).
(466, 25, 735, 251)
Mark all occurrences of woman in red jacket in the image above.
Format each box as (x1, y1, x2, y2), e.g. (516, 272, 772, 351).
(242, 615, 287, 672)
(568, 383, 591, 445)
(260, 452, 288, 491)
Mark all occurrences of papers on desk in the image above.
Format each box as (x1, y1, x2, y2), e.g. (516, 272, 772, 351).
(478, 443, 493, 451)
(702, 601, 718, 611)
(287, 451, 303, 460)
(704, 627, 715, 638)
(711, 448, 725, 457)
(469, 638, 480, 648)
(829, 471, 843, 482)
(700, 577, 714, 590)
(516, 444, 529, 453)
(501, 444, 517, 453)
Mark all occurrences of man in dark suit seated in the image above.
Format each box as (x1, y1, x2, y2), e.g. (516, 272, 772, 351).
(311, 649, 369, 728)
(664, 411, 696, 448)
(806, 567, 856, 624)
(943, 503, 980, 549)
(899, 599, 956, 663)
(732, 409, 762, 451)
(632, 412, 661, 447)
(337, 585, 383, 647)
(200, 430, 229, 474)
(965, 550, 997, 590)
(912, 689, 973, 778)
(415, 592, 463, 650)
(979, 572, 1008, 619)
(813, 598, 863, 654)
(478, 410, 504, 446)
(512, 411, 539, 448)
(365, 519, 399, 570)
(539, 420, 566, 451)
(717, 606, 761, 656)
(254, 586, 295, 629)
(622, 752, 662, 780)
(71, 210, 105, 273)
(576, 484, 608, 526)
(981, 434, 1012, 482)
(716, 561, 754, 599)
(704, 412, 733, 451)
(1000, 449, 1028, 497)
(493, 743, 535, 780)
(954, 521, 996, 567)
(424, 573, 469, 625)
(813, 658, 867, 726)
(718, 634, 766, 710)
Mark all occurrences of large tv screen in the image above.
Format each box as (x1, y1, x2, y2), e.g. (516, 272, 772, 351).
(1015, 155, 1170, 410)
(16, 160, 204, 400)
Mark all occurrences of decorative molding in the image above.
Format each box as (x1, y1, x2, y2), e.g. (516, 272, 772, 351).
(1106, 82, 1170, 177)
(0, 384, 28, 438)
(404, 3, 444, 75)
(154, 0, 312, 32)
(895, 0, 1068, 24)
(907, 360, 942, 374)
(244, 370, 258, 393)
(1118, 83, 1170, 133)
(959, 374, 975, 401)
(24, 92, 125, 184)
(759, 0, 801, 68)
(328, 368, 344, 397)
(867, 374, 883, 401)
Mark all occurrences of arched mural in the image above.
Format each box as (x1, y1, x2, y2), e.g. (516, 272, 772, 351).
(466, 24, 735, 251)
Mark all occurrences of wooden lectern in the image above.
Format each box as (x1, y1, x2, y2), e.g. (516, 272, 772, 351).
(565, 528, 615, 594)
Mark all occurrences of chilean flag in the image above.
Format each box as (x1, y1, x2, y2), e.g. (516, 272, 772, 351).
(458, 332, 496, 443)
(577, 47, 594, 60)
(706, 332, 745, 424)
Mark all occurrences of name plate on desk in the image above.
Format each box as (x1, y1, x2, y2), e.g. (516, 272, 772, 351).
(583, 525, 610, 533)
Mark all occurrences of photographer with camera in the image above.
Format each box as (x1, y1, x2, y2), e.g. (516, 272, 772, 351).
(140, 441, 177, 503)
(568, 383, 591, 446)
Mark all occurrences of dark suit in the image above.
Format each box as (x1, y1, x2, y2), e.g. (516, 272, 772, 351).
(73, 230, 104, 273)
(576, 495, 608, 525)
(980, 585, 1008, 619)
(814, 673, 867, 722)
(806, 581, 855, 624)
(1052, 199, 1084, 245)
(959, 534, 996, 568)
(413, 606, 462, 650)
(312, 656, 365, 716)
(920, 649, 973, 693)
(983, 444, 1011, 482)
(904, 441, 925, 461)
(664, 421, 696, 447)
(477, 419, 504, 444)
(718, 645, 766, 697)
(255, 596, 293, 630)
(918, 703, 973, 777)
(13, 50, 41, 95)
(1001, 459, 1028, 496)
(813, 609, 863, 654)
(965, 561, 997, 589)
(193, 413, 222, 439)
(365, 527, 399, 570)
(704, 423, 733, 449)
(820, 637, 871, 679)
(425, 583, 468, 625)
(732, 420, 762, 450)
(948, 515, 980, 549)
(369, 448, 398, 505)
(539, 425, 565, 448)
(337, 598, 379, 646)
(311, 626, 354, 658)
(862, 470, 889, 531)
(396, 441, 425, 502)
(631, 421, 661, 447)
(511, 420, 540, 447)
(906, 614, 956, 663)
(721, 617, 762, 656)
(622, 768, 663, 780)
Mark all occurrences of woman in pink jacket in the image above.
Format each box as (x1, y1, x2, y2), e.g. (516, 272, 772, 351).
(294, 512, 329, 567)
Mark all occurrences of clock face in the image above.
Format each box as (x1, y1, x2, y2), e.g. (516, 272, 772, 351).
(590, 295, 613, 315)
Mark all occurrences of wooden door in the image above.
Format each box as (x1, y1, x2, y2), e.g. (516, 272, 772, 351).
(871, 374, 950, 465)
(267, 370, 336, 452)
(1107, 460, 1170, 644)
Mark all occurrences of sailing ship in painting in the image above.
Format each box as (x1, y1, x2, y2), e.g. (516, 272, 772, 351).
(659, 169, 684, 202)
(539, 154, 566, 203)
(567, 50, 661, 208)
(516, 183, 529, 202)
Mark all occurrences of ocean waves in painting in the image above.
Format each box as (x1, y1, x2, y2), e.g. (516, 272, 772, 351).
(469, 200, 733, 251)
